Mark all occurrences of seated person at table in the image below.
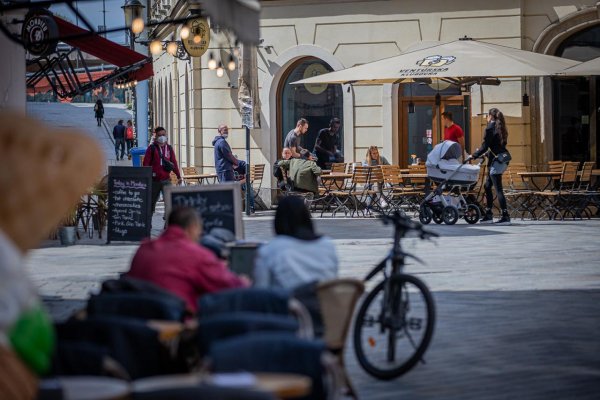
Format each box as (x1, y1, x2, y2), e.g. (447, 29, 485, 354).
(127, 207, 250, 312)
(363, 146, 390, 166)
(277, 149, 322, 194)
(274, 147, 292, 190)
(254, 196, 338, 289)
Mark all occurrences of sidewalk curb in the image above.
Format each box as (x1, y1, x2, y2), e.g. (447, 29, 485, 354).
(102, 119, 115, 145)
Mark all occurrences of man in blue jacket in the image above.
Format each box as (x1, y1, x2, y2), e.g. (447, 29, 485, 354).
(212, 124, 240, 182)
(212, 124, 255, 212)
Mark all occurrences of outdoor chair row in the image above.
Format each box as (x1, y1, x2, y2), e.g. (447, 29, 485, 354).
(48, 277, 365, 400)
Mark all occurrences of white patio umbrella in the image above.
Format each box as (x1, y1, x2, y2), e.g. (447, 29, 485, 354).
(557, 57, 600, 76)
(293, 38, 580, 86)
(292, 38, 580, 142)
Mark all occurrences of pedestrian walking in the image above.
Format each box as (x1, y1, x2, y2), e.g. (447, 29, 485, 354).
(94, 99, 104, 126)
(473, 107, 511, 225)
(126, 120, 135, 160)
(284, 118, 309, 158)
(112, 120, 126, 160)
(143, 127, 182, 214)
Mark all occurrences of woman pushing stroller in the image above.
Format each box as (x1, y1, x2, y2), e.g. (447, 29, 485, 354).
(472, 107, 511, 225)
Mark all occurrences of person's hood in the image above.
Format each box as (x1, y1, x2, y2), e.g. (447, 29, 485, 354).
(212, 135, 226, 146)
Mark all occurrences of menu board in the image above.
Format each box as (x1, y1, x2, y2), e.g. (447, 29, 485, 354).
(164, 182, 244, 239)
(107, 166, 152, 243)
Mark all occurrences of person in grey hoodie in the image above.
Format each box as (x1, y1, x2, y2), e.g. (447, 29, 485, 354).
(212, 124, 240, 182)
(254, 196, 338, 289)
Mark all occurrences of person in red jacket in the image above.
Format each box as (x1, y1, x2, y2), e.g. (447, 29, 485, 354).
(143, 127, 182, 214)
(127, 207, 250, 312)
(442, 111, 466, 157)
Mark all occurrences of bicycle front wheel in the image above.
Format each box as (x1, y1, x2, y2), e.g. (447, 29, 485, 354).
(353, 274, 435, 380)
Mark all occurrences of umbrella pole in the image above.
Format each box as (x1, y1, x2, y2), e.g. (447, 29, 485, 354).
(245, 125, 251, 216)
(480, 83, 484, 133)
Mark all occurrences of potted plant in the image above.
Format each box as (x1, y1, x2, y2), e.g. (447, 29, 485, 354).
(58, 205, 79, 246)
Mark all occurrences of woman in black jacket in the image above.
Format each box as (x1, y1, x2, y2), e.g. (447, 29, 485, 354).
(472, 108, 510, 225)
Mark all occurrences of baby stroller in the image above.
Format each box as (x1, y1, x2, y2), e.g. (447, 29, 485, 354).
(419, 141, 481, 225)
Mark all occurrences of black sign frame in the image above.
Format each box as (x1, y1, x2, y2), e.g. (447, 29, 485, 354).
(164, 182, 244, 240)
(107, 166, 153, 244)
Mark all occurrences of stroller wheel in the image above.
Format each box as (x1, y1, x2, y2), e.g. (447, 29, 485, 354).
(432, 213, 443, 224)
(419, 204, 433, 224)
(442, 206, 459, 225)
(464, 204, 481, 224)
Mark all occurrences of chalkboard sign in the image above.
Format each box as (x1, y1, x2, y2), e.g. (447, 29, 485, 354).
(107, 166, 153, 243)
(164, 183, 244, 239)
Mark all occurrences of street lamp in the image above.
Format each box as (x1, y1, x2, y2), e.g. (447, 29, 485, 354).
(122, 0, 145, 35)
(122, 0, 145, 147)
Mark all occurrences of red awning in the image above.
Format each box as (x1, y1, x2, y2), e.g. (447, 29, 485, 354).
(53, 16, 153, 82)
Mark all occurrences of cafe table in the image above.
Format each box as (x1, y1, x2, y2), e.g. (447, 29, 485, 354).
(183, 173, 218, 185)
(131, 372, 311, 399)
(517, 171, 561, 191)
(39, 376, 129, 400)
(320, 172, 353, 191)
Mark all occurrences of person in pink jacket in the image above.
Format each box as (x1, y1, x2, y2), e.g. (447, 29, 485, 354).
(127, 207, 249, 312)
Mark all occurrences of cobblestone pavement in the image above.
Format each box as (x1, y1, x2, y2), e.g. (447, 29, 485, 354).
(24, 103, 600, 399)
(26, 217, 600, 399)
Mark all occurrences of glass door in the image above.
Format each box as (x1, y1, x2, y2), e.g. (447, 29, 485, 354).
(400, 99, 466, 167)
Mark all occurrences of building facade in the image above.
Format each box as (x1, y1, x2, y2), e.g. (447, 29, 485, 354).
(150, 0, 600, 204)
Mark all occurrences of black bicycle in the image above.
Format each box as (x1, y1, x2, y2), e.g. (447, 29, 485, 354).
(353, 212, 437, 380)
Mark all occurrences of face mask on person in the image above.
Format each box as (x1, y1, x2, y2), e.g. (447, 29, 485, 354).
(222, 134, 229, 139)
(157, 136, 167, 144)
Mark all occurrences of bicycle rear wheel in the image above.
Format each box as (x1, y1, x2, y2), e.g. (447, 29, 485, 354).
(353, 274, 435, 380)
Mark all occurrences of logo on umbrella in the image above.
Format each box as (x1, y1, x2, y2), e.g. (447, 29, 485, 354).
(416, 55, 456, 67)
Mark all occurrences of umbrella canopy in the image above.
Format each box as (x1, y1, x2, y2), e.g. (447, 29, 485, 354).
(292, 39, 579, 85)
(558, 57, 600, 76)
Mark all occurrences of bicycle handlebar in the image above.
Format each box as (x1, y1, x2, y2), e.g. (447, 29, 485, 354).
(381, 212, 439, 240)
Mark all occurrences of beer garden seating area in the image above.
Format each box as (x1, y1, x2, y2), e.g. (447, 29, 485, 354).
(307, 161, 600, 221)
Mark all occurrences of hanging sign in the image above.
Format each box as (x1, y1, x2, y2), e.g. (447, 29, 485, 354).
(303, 63, 329, 95)
(21, 10, 58, 57)
(181, 17, 210, 58)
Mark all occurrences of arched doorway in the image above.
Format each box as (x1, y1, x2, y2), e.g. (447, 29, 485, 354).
(553, 24, 600, 163)
(278, 57, 344, 159)
(398, 82, 468, 167)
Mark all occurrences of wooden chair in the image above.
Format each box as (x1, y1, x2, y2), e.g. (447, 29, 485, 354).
(572, 161, 596, 218)
(316, 279, 365, 399)
(182, 167, 199, 185)
(331, 163, 346, 174)
(505, 163, 536, 220)
(380, 165, 422, 215)
(324, 167, 372, 217)
(250, 164, 266, 210)
(535, 161, 579, 220)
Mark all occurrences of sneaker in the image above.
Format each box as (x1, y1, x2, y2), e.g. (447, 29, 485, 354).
(495, 213, 511, 225)
(480, 210, 494, 224)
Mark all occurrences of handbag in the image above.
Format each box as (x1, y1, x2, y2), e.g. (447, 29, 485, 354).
(489, 149, 511, 175)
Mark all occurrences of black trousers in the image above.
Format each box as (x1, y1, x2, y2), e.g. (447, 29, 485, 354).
(484, 173, 507, 211)
(151, 180, 171, 214)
